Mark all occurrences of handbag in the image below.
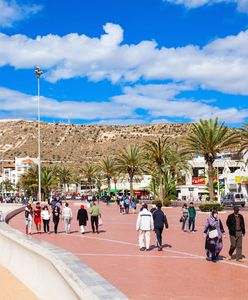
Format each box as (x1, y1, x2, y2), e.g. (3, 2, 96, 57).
(179, 216, 184, 223)
(98, 217, 103, 226)
(208, 229, 218, 239)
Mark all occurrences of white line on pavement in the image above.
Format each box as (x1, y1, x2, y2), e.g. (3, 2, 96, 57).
(62, 233, 248, 269)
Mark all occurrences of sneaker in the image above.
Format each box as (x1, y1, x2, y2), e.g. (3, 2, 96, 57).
(139, 247, 145, 251)
(237, 258, 244, 263)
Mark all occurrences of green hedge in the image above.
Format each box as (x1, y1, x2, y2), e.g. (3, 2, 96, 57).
(152, 199, 171, 207)
(199, 203, 224, 212)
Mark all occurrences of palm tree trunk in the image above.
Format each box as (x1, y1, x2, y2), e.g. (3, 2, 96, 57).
(107, 177, 111, 196)
(130, 174, 134, 197)
(207, 162, 215, 202)
(159, 168, 164, 202)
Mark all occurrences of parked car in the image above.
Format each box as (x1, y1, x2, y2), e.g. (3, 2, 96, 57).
(221, 193, 246, 207)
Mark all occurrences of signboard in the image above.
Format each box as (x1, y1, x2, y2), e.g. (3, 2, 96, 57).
(192, 177, 206, 185)
(241, 176, 248, 185)
(192, 177, 218, 185)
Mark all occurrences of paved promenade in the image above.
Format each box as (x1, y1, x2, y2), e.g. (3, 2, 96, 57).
(10, 203, 248, 300)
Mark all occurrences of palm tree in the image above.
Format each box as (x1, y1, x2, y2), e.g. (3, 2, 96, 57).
(143, 137, 170, 202)
(163, 169, 177, 202)
(80, 162, 97, 194)
(183, 118, 239, 201)
(20, 165, 57, 200)
(241, 124, 248, 156)
(70, 173, 82, 193)
(56, 166, 71, 192)
(116, 144, 145, 197)
(2, 179, 13, 193)
(167, 146, 191, 183)
(41, 167, 58, 200)
(98, 157, 116, 196)
(20, 164, 38, 197)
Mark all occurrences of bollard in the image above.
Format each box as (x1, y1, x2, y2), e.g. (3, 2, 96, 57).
(0, 211, 4, 222)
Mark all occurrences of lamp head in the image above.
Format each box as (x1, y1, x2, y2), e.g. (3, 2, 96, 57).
(34, 66, 43, 78)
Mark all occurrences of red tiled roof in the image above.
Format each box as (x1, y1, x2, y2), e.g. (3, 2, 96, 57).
(4, 164, 15, 168)
(21, 159, 34, 163)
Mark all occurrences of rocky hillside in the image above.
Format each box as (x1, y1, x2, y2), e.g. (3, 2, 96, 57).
(0, 120, 193, 167)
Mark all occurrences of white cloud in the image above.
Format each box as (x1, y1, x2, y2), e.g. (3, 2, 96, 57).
(164, 0, 248, 13)
(1, 23, 248, 95)
(0, 87, 134, 120)
(0, 0, 42, 27)
(112, 84, 248, 124)
(0, 83, 246, 125)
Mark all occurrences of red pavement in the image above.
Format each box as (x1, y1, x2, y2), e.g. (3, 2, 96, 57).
(10, 203, 248, 300)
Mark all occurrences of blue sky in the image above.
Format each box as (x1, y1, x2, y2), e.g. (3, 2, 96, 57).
(0, 0, 247, 126)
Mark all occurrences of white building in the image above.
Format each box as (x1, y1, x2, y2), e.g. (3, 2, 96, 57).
(177, 152, 248, 201)
(0, 157, 38, 194)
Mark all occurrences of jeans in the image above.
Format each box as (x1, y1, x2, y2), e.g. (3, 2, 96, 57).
(91, 216, 99, 233)
(154, 227, 163, 247)
(182, 216, 188, 231)
(54, 221, 59, 234)
(43, 219, 50, 233)
(188, 217, 195, 231)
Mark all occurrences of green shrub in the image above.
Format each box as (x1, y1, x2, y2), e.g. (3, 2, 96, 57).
(199, 203, 224, 212)
(163, 199, 171, 207)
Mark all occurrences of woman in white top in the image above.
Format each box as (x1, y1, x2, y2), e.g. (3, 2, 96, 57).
(41, 205, 51, 233)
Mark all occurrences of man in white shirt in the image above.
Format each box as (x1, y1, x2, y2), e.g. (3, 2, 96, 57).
(136, 203, 154, 251)
(62, 203, 73, 234)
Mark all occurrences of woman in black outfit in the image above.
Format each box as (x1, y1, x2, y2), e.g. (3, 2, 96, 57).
(52, 206, 60, 234)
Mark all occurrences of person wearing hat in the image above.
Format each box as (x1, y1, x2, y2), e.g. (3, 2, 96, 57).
(77, 204, 88, 234)
(204, 209, 225, 262)
(226, 206, 245, 262)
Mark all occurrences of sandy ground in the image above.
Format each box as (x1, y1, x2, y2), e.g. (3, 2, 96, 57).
(0, 266, 38, 300)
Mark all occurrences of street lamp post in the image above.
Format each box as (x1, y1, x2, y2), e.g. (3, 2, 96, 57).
(34, 66, 43, 202)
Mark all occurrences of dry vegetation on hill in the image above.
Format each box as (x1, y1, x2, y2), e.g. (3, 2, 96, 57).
(0, 120, 194, 167)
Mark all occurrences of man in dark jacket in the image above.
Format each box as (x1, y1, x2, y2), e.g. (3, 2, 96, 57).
(77, 205, 88, 234)
(226, 206, 245, 262)
(153, 202, 169, 251)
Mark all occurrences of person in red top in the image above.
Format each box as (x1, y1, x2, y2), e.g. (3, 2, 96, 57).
(33, 202, 42, 233)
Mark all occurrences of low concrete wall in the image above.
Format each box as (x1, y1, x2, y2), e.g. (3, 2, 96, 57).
(0, 206, 127, 300)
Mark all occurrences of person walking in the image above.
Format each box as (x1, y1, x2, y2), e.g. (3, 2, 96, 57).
(124, 196, 130, 214)
(41, 205, 51, 233)
(150, 204, 157, 214)
(52, 206, 60, 234)
(90, 202, 101, 233)
(77, 205, 88, 234)
(131, 197, 137, 214)
(136, 203, 154, 251)
(181, 203, 189, 232)
(120, 198, 125, 214)
(153, 202, 169, 251)
(204, 209, 225, 262)
(188, 202, 196, 232)
(62, 203, 73, 234)
(33, 202, 42, 234)
(226, 206, 245, 262)
(25, 204, 33, 235)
